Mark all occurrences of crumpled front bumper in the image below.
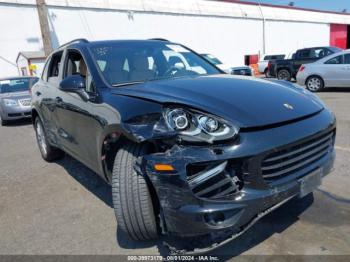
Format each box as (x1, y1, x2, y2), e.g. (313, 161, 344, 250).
(137, 109, 336, 245)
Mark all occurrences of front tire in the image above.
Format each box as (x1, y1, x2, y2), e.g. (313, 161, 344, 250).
(306, 76, 324, 92)
(1, 119, 8, 126)
(112, 143, 158, 241)
(34, 117, 64, 161)
(277, 69, 291, 81)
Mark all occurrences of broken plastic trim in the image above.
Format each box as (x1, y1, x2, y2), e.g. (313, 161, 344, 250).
(164, 194, 297, 255)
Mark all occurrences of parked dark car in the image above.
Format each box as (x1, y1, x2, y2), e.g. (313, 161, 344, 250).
(31, 39, 336, 254)
(0, 76, 38, 125)
(268, 46, 342, 81)
(200, 53, 253, 76)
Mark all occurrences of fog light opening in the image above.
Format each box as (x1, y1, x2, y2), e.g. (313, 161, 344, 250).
(204, 212, 225, 225)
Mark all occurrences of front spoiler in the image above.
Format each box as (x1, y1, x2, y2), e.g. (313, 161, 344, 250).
(164, 194, 297, 255)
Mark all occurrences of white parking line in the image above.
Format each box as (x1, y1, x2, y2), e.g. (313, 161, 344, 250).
(335, 146, 350, 153)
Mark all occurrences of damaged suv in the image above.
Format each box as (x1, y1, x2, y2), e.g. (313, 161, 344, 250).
(31, 39, 336, 253)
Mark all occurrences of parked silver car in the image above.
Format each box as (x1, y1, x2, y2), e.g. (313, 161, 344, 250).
(297, 49, 350, 92)
(0, 76, 38, 125)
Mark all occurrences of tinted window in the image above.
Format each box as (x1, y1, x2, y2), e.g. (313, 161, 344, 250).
(0, 78, 31, 93)
(298, 50, 311, 59)
(90, 42, 220, 86)
(325, 55, 343, 64)
(310, 48, 327, 59)
(344, 54, 350, 64)
(201, 54, 222, 65)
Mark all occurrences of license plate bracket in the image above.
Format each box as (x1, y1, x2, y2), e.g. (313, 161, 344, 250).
(299, 168, 322, 198)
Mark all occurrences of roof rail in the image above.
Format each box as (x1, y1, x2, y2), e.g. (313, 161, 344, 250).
(148, 38, 170, 42)
(58, 38, 89, 49)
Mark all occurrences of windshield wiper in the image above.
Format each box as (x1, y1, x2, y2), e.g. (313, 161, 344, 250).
(112, 81, 145, 87)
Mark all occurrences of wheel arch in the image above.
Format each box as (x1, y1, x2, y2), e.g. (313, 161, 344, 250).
(101, 131, 163, 231)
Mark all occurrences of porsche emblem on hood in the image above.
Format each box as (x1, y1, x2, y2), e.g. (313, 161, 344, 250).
(283, 103, 294, 110)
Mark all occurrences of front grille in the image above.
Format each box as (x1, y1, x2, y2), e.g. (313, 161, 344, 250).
(261, 130, 334, 181)
(186, 161, 242, 199)
(19, 99, 31, 106)
(232, 69, 251, 76)
(8, 113, 21, 117)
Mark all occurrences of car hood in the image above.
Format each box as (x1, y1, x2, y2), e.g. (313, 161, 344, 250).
(0, 91, 30, 99)
(111, 75, 323, 128)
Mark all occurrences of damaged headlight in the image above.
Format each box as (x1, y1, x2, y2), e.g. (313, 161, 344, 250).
(164, 107, 238, 143)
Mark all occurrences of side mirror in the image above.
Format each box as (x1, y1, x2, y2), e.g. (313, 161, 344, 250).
(60, 75, 85, 91)
(59, 75, 89, 101)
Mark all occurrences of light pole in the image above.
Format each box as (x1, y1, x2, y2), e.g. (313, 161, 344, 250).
(257, 0, 266, 55)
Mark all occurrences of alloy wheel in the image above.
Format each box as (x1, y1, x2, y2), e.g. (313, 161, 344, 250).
(36, 121, 48, 156)
(307, 77, 322, 92)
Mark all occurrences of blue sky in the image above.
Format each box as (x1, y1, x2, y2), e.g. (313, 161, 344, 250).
(240, 0, 350, 13)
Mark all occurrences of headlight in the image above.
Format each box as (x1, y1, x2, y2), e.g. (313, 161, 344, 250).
(3, 99, 18, 107)
(164, 107, 238, 143)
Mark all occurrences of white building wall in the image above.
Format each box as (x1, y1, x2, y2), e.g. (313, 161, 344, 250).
(265, 21, 330, 56)
(0, 0, 348, 77)
(47, 7, 263, 66)
(0, 4, 43, 77)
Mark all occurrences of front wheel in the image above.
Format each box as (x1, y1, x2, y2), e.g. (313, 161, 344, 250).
(277, 69, 291, 81)
(112, 143, 158, 241)
(306, 76, 324, 92)
(34, 117, 64, 161)
(1, 119, 8, 126)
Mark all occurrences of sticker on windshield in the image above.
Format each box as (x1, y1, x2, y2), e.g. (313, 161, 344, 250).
(166, 44, 190, 53)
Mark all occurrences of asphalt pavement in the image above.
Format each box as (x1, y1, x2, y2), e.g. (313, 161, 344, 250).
(0, 87, 349, 258)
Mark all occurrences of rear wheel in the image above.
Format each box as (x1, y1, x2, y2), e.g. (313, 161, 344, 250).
(277, 69, 291, 81)
(34, 117, 64, 161)
(306, 76, 324, 92)
(112, 143, 158, 241)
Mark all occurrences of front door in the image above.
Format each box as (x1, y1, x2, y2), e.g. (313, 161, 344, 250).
(53, 49, 102, 173)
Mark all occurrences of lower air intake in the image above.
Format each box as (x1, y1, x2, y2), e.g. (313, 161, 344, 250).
(187, 161, 242, 199)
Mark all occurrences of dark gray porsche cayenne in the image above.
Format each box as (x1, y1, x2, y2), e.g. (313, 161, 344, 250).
(31, 39, 336, 253)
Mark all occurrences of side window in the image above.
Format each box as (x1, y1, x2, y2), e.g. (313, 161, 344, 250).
(325, 55, 343, 65)
(344, 54, 350, 64)
(298, 50, 311, 59)
(310, 48, 326, 59)
(324, 49, 333, 56)
(48, 52, 63, 82)
(64, 50, 95, 93)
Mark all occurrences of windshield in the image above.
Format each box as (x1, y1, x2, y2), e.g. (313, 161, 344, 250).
(0, 78, 35, 93)
(90, 41, 221, 86)
(200, 54, 222, 65)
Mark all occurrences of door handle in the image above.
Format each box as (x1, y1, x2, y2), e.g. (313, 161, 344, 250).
(35, 91, 41, 96)
(55, 97, 63, 103)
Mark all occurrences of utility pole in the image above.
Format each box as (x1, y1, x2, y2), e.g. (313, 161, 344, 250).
(36, 0, 53, 56)
(257, 1, 266, 55)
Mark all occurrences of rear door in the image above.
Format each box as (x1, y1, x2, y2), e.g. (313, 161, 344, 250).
(33, 51, 63, 145)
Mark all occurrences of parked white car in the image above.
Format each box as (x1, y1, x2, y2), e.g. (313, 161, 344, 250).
(258, 54, 285, 76)
(296, 49, 350, 92)
(201, 54, 253, 76)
